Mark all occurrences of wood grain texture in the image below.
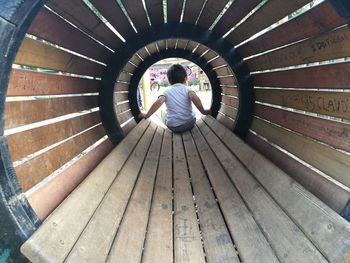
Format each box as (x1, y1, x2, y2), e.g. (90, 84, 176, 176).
(146, 42, 158, 54)
(5, 96, 98, 129)
(137, 47, 149, 60)
(255, 88, 350, 120)
(114, 92, 129, 102)
(215, 66, 233, 76)
(252, 62, 350, 89)
(209, 57, 227, 68)
(123, 0, 150, 32)
(114, 82, 129, 92)
(238, 1, 347, 58)
(245, 131, 350, 213)
(202, 50, 217, 62)
(219, 77, 236, 86)
(117, 110, 133, 124)
(118, 71, 132, 83)
(167, 0, 184, 22)
(167, 39, 176, 49)
(157, 40, 166, 51)
(145, 0, 164, 26)
(219, 104, 237, 119)
(182, 0, 206, 24)
(143, 130, 173, 263)
(246, 26, 350, 71)
(16, 124, 106, 192)
(254, 103, 350, 153)
(28, 139, 113, 220)
(193, 45, 207, 57)
(28, 8, 112, 63)
(221, 95, 239, 108)
(21, 120, 150, 262)
(15, 38, 105, 77)
(8, 69, 100, 96)
(217, 112, 234, 130)
(176, 39, 188, 50)
(226, 0, 311, 45)
(116, 102, 130, 114)
(8, 111, 101, 161)
(122, 62, 137, 74)
(222, 87, 238, 96)
(47, 0, 122, 50)
(184, 41, 198, 52)
(204, 115, 350, 262)
(121, 118, 137, 135)
(197, 0, 230, 29)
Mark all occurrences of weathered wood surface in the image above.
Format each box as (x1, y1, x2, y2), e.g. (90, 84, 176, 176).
(255, 88, 350, 120)
(219, 77, 236, 86)
(114, 92, 129, 103)
(129, 54, 143, 67)
(182, 0, 206, 24)
(217, 112, 234, 130)
(219, 104, 237, 119)
(167, 39, 176, 49)
(193, 44, 207, 57)
(114, 82, 129, 92)
(117, 110, 133, 124)
(222, 86, 238, 96)
(145, 0, 164, 26)
(157, 40, 166, 51)
(121, 118, 137, 135)
(167, 0, 184, 22)
(239, 1, 347, 58)
(202, 50, 217, 62)
(252, 62, 350, 89)
(184, 41, 198, 52)
(118, 71, 132, 83)
(8, 69, 100, 96)
(21, 120, 150, 262)
(15, 38, 105, 77)
(215, 66, 233, 76)
(137, 47, 149, 60)
(176, 39, 188, 50)
(209, 57, 227, 68)
(16, 124, 106, 192)
(28, 8, 111, 63)
(197, 0, 230, 29)
(122, 62, 137, 74)
(115, 102, 130, 114)
(146, 42, 158, 54)
(123, 0, 150, 32)
(5, 96, 98, 129)
(221, 95, 239, 108)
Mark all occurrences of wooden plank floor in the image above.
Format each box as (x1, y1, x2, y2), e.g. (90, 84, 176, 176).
(21, 118, 350, 262)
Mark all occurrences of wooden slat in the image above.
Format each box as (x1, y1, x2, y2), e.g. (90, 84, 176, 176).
(167, 0, 184, 23)
(194, 45, 207, 56)
(197, 0, 230, 29)
(121, 118, 137, 135)
(21, 120, 150, 262)
(122, 62, 137, 74)
(198, 120, 327, 262)
(245, 131, 350, 213)
(137, 47, 149, 60)
(219, 104, 237, 119)
(202, 50, 217, 62)
(114, 82, 129, 92)
(191, 125, 279, 262)
(173, 133, 206, 263)
(215, 66, 233, 76)
(117, 110, 133, 124)
(213, 0, 260, 37)
(217, 112, 234, 130)
(157, 40, 166, 51)
(28, 8, 111, 63)
(143, 130, 173, 263)
(176, 39, 188, 50)
(246, 26, 350, 71)
(89, 0, 135, 40)
(221, 95, 239, 108)
(182, 0, 206, 24)
(238, 1, 347, 58)
(251, 117, 350, 189)
(253, 62, 350, 89)
(116, 102, 130, 114)
(204, 115, 350, 262)
(226, 0, 311, 45)
(28, 139, 113, 220)
(146, 0, 164, 26)
(15, 38, 105, 77)
(222, 87, 238, 96)
(8, 111, 101, 161)
(255, 103, 350, 153)
(107, 127, 163, 262)
(219, 77, 236, 86)
(167, 39, 176, 49)
(184, 41, 198, 52)
(182, 132, 239, 263)
(123, 0, 150, 32)
(8, 69, 100, 96)
(114, 92, 129, 103)
(118, 71, 132, 83)
(16, 124, 106, 192)
(47, 0, 122, 50)
(146, 42, 158, 55)
(5, 96, 98, 129)
(255, 89, 350, 120)
(129, 54, 143, 67)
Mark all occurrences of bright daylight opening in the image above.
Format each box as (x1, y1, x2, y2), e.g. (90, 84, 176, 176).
(137, 58, 212, 127)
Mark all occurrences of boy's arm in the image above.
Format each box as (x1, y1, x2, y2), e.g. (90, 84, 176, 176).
(189, 91, 211, 115)
(139, 95, 165, 119)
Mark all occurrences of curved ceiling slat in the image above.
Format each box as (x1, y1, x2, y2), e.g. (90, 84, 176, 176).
(176, 39, 189, 50)
(145, 0, 164, 26)
(182, 0, 206, 24)
(157, 40, 166, 50)
(197, 0, 230, 28)
(167, 0, 184, 23)
(122, 0, 150, 32)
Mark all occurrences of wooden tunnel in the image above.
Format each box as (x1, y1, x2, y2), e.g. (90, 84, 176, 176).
(1, 0, 350, 262)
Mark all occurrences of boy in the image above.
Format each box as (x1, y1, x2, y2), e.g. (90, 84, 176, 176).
(139, 64, 211, 133)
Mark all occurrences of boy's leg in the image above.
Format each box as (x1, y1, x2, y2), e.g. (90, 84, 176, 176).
(167, 118, 196, 133)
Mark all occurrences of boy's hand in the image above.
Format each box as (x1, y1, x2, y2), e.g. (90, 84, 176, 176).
(203, 109, 211, 115)
(139, 112, 147, 119)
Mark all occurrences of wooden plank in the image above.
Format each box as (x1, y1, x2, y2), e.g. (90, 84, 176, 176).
(238, 1, 347, 58)
(7, 69, 100, 96)
(213, 0, 260, 37)
(202, 50, 217, 62)
(182, 131, 239, 263)
(157, 40, 166, 51)
(107, 127, 163, 262)
(145, 0, 164, 26)
(89, 0, 135, 40)
(215, 66, 233, 76)
(15, 124, 106, 192)
(28, 8, 111, 63)
(117, 110, 133, 124)
(255, 89, 350, 120)
(146, 42, 158, 55)
(191, 125, 278, 262)
(114, 82, 129, 92)
(245, 131, 350, 213)
(129, 54, 143, 67)
(5, 96, 98, 129)
(15, 38, 105, 77)
(123, 0, 150, 32)
(121, 118, 136, 135)
(28, 139, 113, 220)
(137, 47, 149, 60)
(198, 120, 327, 263)
(142, 130, 173, 263)
(173, 133, 206, 263)
(246, 26, 350, 71)
(226, 0, 311, 45)
(122, 62, 137, 74)
(116, 102, 130, 114)
(183, 0, 206, 24)
(210, 57, 227, 69)
(219, 77, 236, 86)
(167, 0, 184, 23)
(217, 112, 234, 130)
(255, 103, 350, 153)
(219, 104, 237, 119)
(221, 95, 239, 108)
(204, 115, 350, 262)
(114, 92, 129, 103)
(194, 45, 207, 56)
(8, 111, 101, 161)
(47, 0, 122, 50)
(167, 39, 176, 49)
(222, 86, 238, 96)
(176, 39, 188, 50)
(253, 62, 350, 89)
(197, 0, 230, 29)
(118, 71, 132, 83)
(251, 117, 350, 188)
(21, 120, 150, 262)
(184, 41, 198, 52)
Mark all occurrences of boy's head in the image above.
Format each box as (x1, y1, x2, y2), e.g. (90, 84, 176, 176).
(167, 64, 187, 85)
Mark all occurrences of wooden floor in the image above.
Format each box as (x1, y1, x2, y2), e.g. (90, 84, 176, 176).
(21, 117, 350, 263)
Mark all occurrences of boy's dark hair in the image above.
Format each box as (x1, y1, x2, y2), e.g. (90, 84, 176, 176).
(167, 64, 187, 85)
